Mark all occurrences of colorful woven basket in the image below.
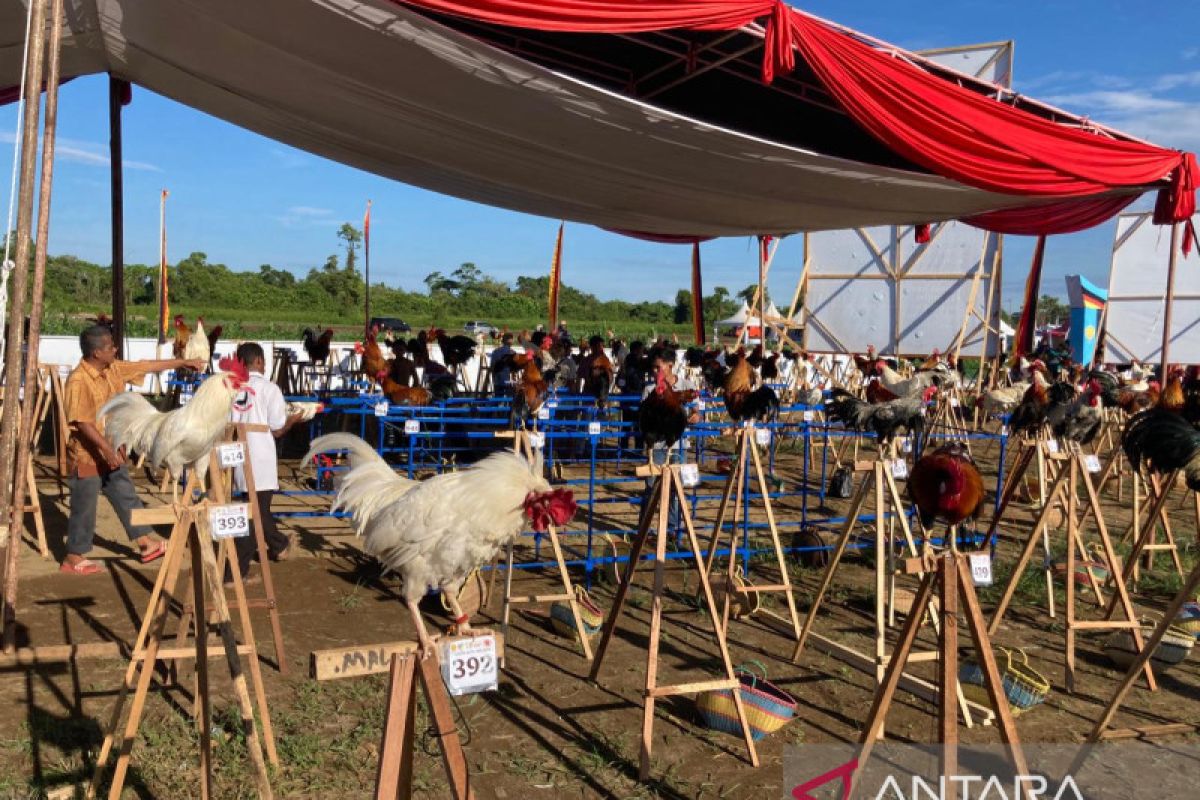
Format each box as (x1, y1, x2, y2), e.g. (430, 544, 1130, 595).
(696, 662, 797, 741)
(1175, 602, 1200, 639)
(550, 586, 605, 640)
(959, 647, 1050, 715)
(1104, 622, 1194, 672)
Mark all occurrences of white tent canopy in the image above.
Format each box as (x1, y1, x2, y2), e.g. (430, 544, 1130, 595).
(0, 0, 1120, 238)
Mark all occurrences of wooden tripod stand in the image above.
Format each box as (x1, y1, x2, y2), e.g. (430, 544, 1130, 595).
(175, 425, 288, 674)
(858, 549, 1028, 798)
(986, 442, 1155, 693)
(1117, 470, 1186, 584)
(374, 651, 474, 800)
(589, 464, 758, 780)
(791, 456, 983, 727)
(490, 430, 594, 660)
(87, 496, 277, 799)
(701, 422, 802, 643)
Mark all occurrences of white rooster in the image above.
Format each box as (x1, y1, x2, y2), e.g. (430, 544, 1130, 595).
(100, 357, 250, 498)
(304, 433, 577, 655)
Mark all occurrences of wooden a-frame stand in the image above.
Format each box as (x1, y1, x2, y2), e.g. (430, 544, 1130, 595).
(374, 651, 474, 800)
(87, 486, 277, 799)
(589, 464, 759, 780)
(1117, 470, 1186, 584)
(493, 429, 594, 661)
(790, 455, 984, 728)
(701, 422, 802, 644)
(858, 548, 1029, 798)
(174, 424, 288, 674)
(985, 441, 1155, 694)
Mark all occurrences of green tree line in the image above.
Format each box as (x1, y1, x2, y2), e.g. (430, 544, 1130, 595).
(21, 225, 746, 339)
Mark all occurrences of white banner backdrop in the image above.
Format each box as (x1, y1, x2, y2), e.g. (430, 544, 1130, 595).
(1102, 212, 1200, 365)
(800, 42, 1009, 357)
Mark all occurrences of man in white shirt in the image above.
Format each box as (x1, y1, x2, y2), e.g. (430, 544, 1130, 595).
(228, 342, 304, 583)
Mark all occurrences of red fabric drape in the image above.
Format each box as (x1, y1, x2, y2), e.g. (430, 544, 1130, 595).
(786, 13, 1196, 224)
(964, 194, 1140, 236)
(691, 242, 705, 345)
(1010, 235, 1047, 363)
(398, 1, 793, 83)
(400, 1, 1196, 233)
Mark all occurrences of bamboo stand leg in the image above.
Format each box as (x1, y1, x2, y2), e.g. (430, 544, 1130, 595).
(191, 530, 213, 800)
(981, 443, 1037, 549)
(640, 476, 671, 778)
(746, 440, 803, 640)
(375, 654, 417, 800)
(1036, 445, 1056, 619)
(702, 430, 749, 579)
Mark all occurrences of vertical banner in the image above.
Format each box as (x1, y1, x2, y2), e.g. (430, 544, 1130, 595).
(157, 189, 169, 346)
(1065, 274, 1107, 367)
(548, 221, 564, 332)
(363, 199, 372, 336)
(1010, 234, 1046, 363)
(691, 241, 705, 345)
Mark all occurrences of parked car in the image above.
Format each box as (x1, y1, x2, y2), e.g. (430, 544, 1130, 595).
(463, 320, 499, 337)
(370, 316, 411, 334)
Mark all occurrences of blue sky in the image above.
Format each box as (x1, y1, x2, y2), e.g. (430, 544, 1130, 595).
(2, 1, 1198, 311)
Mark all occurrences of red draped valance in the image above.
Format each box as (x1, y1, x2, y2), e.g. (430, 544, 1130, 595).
(400, 0, 1197, 234)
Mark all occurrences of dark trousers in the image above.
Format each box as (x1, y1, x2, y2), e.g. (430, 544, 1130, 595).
(232, 490, 289, 577)
(67, 465, 153, 556)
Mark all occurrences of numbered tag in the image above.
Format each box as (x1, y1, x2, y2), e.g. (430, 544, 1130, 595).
(208, 503, 250, 539)
(755, 427, 771, 446)
(1084, 454, 1102, 473)
(949, 396, 959, 408)
(374, 401, 388, 417)
(440, 634, 499, 696)
(546, 400, 558, 409)
(588, 421, 601, 436)
(217, 443, 245, 468)
(403, 419, 420, 435)
(180, 392, 193, 407)
(696, 400, 706, 412)
(529, 432, 545, 450)
(900, 438, 913, 454)
(890, 459, 908, 480)
(1001, 425, 1010, 436)
(803, 410, 815, 422)
(680, 463, 700, 488)
(1045, 439, 1060, 454)
(537, 407, 550, 420)
(969, 553, 993, 586)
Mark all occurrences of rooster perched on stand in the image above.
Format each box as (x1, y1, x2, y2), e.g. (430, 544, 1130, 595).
(825, 385, 936, 446)
(172, 315, 211, 379)
(1007, 365, 1052, 437)
(100, 357, 251, 498)
(303, 327, 335, 364)
(907, 442, 984, 529)
(433, 327, 477, 371)
(637, 364, 697, 451)
(360, 328, 390, 383)
(581, 338, 615, 410)
(304, 433, 577, 655)
(509, 351, 548, 429)
(721, 351, 779, 423)
(1123, 409, 1200, 491)
(1049, 379, 1104, 445)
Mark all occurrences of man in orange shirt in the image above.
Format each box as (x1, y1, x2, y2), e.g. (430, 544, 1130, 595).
(61, 324, 204, 574)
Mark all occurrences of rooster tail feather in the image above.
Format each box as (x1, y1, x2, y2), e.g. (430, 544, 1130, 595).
(98, 393, 162, 456)
(304, 434, 416, 534)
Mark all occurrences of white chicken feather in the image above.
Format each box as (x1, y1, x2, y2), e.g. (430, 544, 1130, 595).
(304, 433, 576, 652)
(184, 318, 210, 364)
(100, 358, 249, 486)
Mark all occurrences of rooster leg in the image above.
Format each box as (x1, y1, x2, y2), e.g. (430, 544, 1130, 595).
(405, 599, 438, 660)
(443, 591, 474, 636)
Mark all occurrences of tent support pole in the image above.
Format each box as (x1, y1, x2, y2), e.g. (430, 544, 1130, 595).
(0, 0, 50, 652)
(109, 75, 127, 356)
(1159, 223, 1179, 377)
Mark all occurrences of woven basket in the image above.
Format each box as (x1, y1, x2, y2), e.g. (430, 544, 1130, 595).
(550, 586, 605, 640)
(959, 647, 1050, 715)
(711, 572, 762, 620)
(696, 663, 797, 741)
(1175, 601, 1200, 639)
(1104, 622, 1194, 672)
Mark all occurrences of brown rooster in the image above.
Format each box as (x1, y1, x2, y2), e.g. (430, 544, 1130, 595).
(637, 365, 697, 450)
(723, 352, 779, 423)
(1158, 366, 1186, 412)
(907, 442, 984, 528)
(1008, 365, 1050, 436)
(378, 373, 432, 406)
(865, 378, 899, 404)
(853, 345, 878, 376)
(581, 337, 614, 408)
(1117, 380, 1160, 415)
(360, 328, 389, 381)
(510, 352, 548, 428)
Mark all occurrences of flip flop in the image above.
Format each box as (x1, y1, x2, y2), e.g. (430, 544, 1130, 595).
(139, 541, 167, 563)
(60, 559, 103, 575)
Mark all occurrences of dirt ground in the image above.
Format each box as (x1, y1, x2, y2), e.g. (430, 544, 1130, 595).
(0, 430, 1197, 799)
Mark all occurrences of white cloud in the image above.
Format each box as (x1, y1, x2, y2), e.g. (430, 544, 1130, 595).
(1152, 71, 1200, 91)
(274, 205, 337, 228)
(0, 131, 160, 171)
(1183, 47, 1199, 61)
(1042, 90, 1185, 115)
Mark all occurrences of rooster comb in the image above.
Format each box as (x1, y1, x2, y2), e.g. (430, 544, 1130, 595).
(218, 356, 249, 383)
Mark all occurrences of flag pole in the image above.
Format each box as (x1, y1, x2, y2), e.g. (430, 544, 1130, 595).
(156, 188, 168, 358)
(364, 199, 372, 337)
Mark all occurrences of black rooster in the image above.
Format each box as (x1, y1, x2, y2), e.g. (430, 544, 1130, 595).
(825, 386, 936, 445)
(1123, 408, 1200, 491)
